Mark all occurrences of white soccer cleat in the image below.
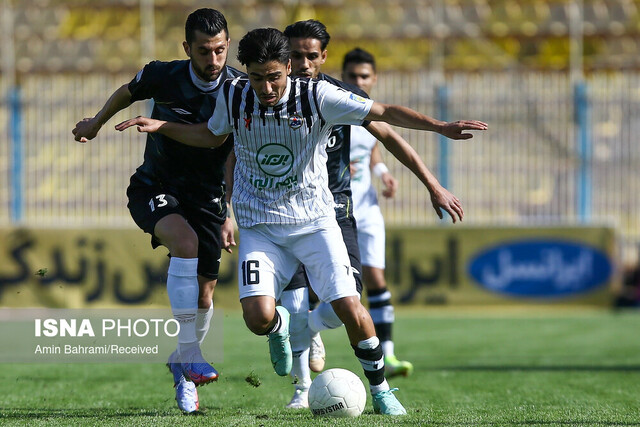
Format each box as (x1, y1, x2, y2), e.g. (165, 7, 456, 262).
(167, 351, 199, 413)
(175, 376, 199, 413)
(309, 332, 326, 373)
(285, 388, 309, 409)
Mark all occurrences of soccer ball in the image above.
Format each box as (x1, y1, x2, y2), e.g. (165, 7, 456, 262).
(308, 368, 367, 417)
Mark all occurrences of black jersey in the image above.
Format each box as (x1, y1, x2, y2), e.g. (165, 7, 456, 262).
(128, 60, 244, 204)
(317, 73, 371, 198)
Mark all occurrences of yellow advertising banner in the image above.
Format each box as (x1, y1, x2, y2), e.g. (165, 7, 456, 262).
(0, 228, 239, 308)
(0, 226, 616, 308)
(385, 226, 616, 306)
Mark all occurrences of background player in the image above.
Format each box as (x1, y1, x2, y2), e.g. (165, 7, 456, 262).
(279, 20, 472, 408)
(344, 47, 414, 377)
(114, 27, 487, 416)
(72, 8, 242, 413)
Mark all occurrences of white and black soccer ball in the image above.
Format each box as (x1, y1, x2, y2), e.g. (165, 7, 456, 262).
(308, 368, 367, 417)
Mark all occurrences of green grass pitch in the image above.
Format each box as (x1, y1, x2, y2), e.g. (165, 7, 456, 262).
(1, 309, 639, 426)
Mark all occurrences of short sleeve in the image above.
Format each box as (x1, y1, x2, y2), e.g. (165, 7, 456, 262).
(207, 89, 233, 136)
(315, 80, 374, 126)
(128, 61, 162, 102)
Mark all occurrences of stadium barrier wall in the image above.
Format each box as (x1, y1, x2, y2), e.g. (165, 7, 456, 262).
(0, 226, 616, 309)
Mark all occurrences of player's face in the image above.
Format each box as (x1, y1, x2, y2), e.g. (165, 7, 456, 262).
(183, 30, 229, 82)
(342, 62, 377, 94)
(247, 60, 291, 107)
(289, 37, 327, 79)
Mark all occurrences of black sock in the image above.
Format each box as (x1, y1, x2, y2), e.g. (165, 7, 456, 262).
(352, 343, 385, 386)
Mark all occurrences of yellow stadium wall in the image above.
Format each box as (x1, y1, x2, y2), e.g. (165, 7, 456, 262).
(0, 226, 617, 309)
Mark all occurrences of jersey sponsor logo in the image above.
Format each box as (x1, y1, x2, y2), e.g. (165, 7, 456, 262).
(349, 93, 367, 103)
(288, 113, 304, 129)
(244, 116, 252, 129)
(171, 108, 192, 115)
(256, 144, 294, 177)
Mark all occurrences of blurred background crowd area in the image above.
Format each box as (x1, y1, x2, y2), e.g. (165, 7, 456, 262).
(4, 0, 640, 74)
(1, 0, 640, 273)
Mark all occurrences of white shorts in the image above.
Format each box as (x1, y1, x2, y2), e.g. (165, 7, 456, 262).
(355, 204, 386, 269)
(237, 215, 359, 303)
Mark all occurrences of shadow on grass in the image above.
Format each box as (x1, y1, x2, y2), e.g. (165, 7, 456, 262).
(0, 408, 182, 419)
(430, 365, 640, 372)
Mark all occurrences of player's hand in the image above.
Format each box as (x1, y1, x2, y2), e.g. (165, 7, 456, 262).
(380, 172, 397, 198)
(349, 160, 359, 177)
(221, 216, 237, 254)
(115, 116, 165, 134)
(440, 120, 488, 140)
(72, 117, 101, 143)
(430, 185, 464, 223)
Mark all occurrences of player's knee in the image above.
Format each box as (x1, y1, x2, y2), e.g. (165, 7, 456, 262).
(243, 310, 273, 335)
(330, 296, 362, 323)
(170, 234, 199, 258)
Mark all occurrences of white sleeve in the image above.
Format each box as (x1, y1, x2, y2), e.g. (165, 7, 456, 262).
(316, 80, 374, 126)
(207, 89, 233, 136)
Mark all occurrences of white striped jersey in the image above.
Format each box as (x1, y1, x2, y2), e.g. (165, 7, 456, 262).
(350, 124, 380, 217)
(208, 76, 374, 227)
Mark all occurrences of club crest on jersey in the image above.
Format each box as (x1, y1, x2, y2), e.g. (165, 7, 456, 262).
(288, 113, 304, 129)
(349, 93, 367, 103)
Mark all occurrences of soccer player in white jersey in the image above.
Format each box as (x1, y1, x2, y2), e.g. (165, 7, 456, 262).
(343, 47, 414, 377)
(279, 20, 482, 409)
(116, 28, 487, 416)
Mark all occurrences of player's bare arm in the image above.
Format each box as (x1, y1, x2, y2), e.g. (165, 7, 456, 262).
(115, 117, 228, 148)
(221, 153, 237, 253)
(72, 84, 133, 143)
(365, 102, 488, 139)
(365, 120, 464, 223)
(369, 144, 397, 198)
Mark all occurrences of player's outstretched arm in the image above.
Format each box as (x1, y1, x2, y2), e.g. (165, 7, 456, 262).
(365, 102, 488, 140)
(73, 84, 133, 143)
(115, 117, 228, 148)
(365, 121, 464, 223)
(370, 144, 397, 199)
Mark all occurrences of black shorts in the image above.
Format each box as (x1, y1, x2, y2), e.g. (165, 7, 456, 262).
(285, 193, 363, 294)
(126, 175, 226, 279)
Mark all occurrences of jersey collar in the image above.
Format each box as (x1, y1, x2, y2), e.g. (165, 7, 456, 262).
(189, 63, 224, 92)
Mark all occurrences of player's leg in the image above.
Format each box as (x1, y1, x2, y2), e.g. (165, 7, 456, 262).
(238, 225, 299, 376)
(279, 284, 311, 408)
(359, 211, 413, 378)
(296, 217, 406, 416)
(153, 214, 218, 385)
(126, 182, 205, 412)
(307, 197, 363, 371)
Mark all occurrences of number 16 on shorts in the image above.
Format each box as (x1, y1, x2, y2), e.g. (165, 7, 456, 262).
(242, 260, 260, 285)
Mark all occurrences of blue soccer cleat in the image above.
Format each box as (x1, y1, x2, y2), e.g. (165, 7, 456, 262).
(268, 306, 292, 376)
(179, 346, 219, 386)
(372, 388, 407, 415)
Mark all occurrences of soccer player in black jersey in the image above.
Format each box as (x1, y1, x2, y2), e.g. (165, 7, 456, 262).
(72, 8, 243, 413)
(279, 20, 468, 409)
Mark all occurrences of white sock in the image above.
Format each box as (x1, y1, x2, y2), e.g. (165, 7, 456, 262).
(196, 302, 214, 345)
(381, 340, 394, 357)
(280, 288, 312, 390)
(167, 257, 199, 356)
(308, 301, 343, 333)
(370, 379, 390, 394)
